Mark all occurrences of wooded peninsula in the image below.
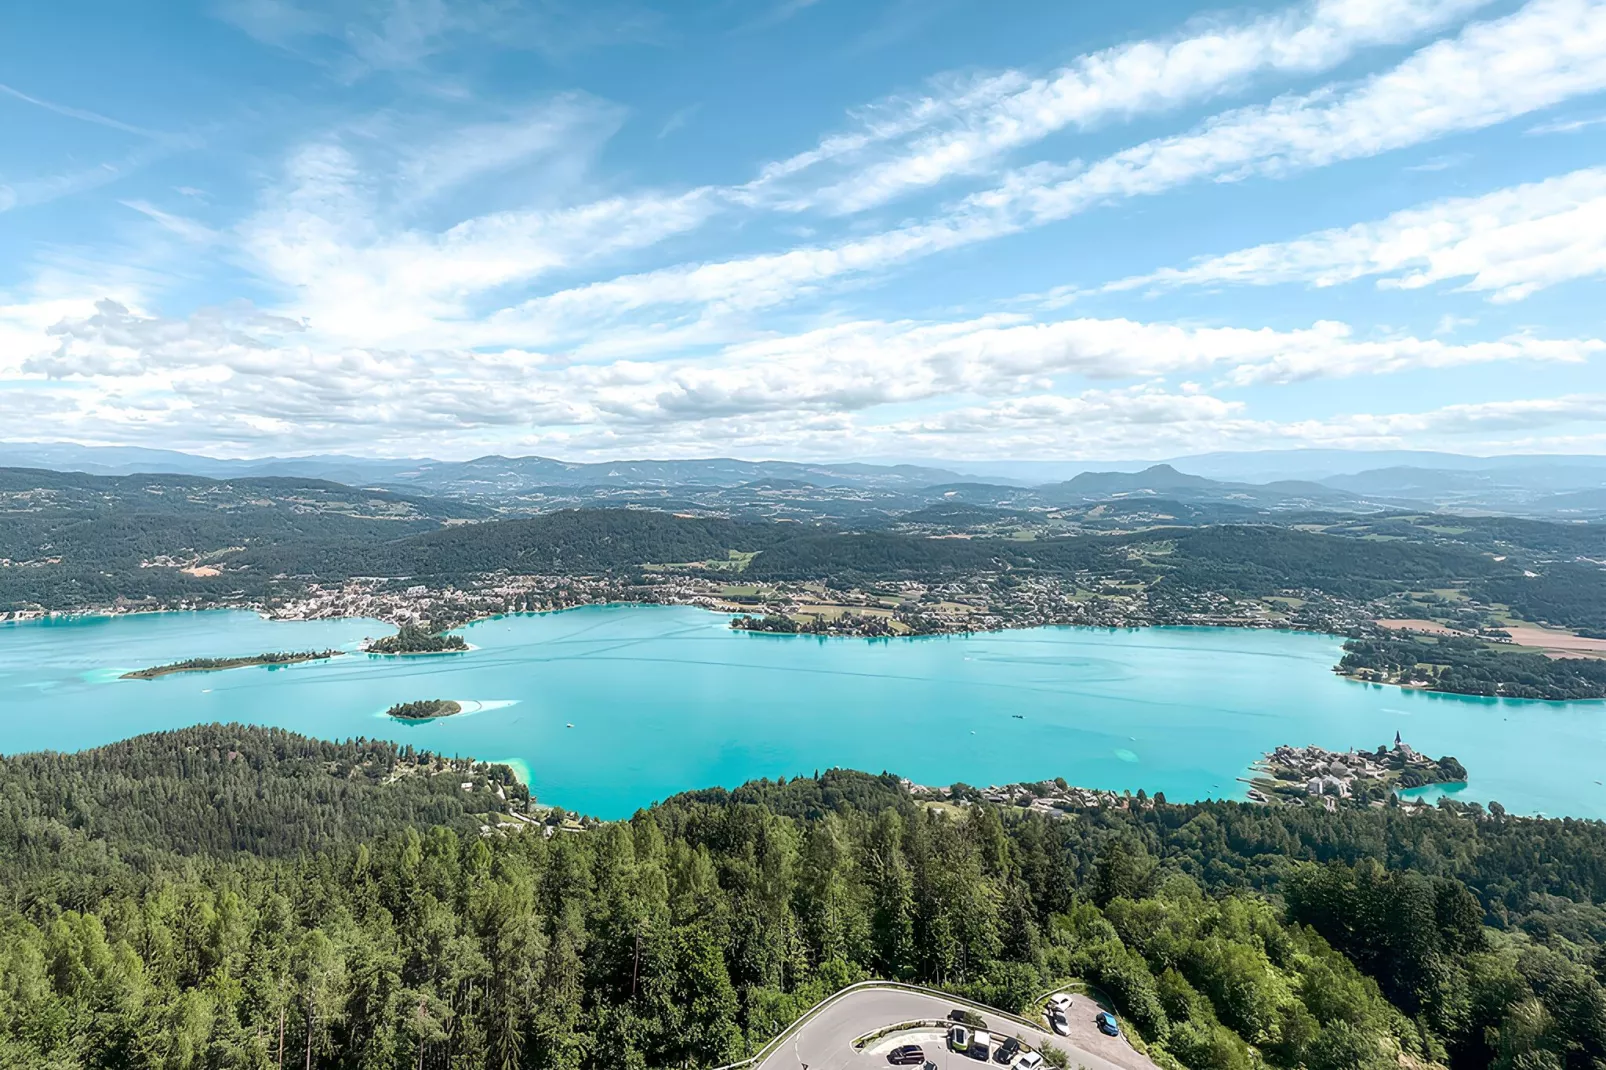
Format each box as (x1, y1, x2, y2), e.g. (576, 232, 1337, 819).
(120, 649, 342, 679)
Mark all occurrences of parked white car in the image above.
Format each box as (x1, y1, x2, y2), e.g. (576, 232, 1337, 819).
(1015, 1052, 1044, 1070)
(1049, 1012, 1071, 1037)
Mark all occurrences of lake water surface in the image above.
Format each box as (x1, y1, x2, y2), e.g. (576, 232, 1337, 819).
(2, 605, 1603, 819)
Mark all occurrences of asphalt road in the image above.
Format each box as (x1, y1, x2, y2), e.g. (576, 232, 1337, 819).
(754, 988, 1160, 1070)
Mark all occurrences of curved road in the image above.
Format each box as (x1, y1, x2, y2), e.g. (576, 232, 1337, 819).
(755, 988, 1159, 1070)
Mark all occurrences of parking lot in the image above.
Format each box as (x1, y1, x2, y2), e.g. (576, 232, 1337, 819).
(752, 987, 1160, 1070)
(1040, 992, 1158, 1070)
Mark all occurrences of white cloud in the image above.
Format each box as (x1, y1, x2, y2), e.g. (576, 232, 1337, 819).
(516, 0, 1606, 333)
(214, 0, 661, 78)
(120, 200, 220, 244)
(1097, 166, 1606, 302)
(13, 294, 1596, 456)
(855, 390, 1606, 458)
(994, 0, 1606, 224)
(0, 81, 168, 139)
(781, 0, 1493, 214)
(9, 282, 1605, 457)
(1527, 111, 1606, 133)
(571, 317, 1594, 424)
(391, 95, 625, 207)
(11, 0, 1606, 462)
(236, 140, 720, 342)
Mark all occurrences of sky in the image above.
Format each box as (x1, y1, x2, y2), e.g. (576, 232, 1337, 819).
(1, 0, 1605, 463)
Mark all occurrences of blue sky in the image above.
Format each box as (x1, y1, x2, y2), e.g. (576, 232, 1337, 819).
(2, 0, 1605, 461)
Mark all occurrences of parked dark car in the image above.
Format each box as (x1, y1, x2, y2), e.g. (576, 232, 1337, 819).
(994, 1038, 1022, 1064)
(889, 1045, 926, 1065)
(1096, 1012, 1121, 1038)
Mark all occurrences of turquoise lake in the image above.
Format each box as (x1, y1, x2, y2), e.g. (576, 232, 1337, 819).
(2, 605, 1604, 820)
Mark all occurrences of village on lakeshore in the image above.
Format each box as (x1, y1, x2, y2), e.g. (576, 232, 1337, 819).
(902, 735, 1467, 818)
(1248, 736, 1468, 810)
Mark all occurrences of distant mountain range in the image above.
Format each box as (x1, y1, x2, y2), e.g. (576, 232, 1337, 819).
(0, 443, 967, 493)
(2, 442, 1603, 518)
(946, 449, 1606, 484)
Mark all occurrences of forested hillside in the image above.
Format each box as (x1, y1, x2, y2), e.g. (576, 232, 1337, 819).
(0, 468, 488, 610)
(4, 728, 1606, 1070)
(0, 725, 526, 879)
(1137, 527, 1504, 601)
(241, 508, 789, 580)
(5, 470, 1604, 652)
(1477, 565, 1606, 633)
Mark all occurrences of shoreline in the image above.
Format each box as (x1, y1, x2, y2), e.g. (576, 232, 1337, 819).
(13, 599, 1606, 705)
(4, 597, 1336, 644)
(1334, 666, 1606, 706)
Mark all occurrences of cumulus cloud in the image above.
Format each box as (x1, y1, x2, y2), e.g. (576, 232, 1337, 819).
(13, 295, 1597, 457)
(854, 389, 1606, 458)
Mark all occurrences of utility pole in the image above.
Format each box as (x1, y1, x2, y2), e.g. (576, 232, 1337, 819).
(631, 933, 643, 999)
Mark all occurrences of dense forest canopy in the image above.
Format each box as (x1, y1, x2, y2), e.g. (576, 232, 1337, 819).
(1476, 566, 1606, 634)
(1133, 527, 1503, 601)
(5, 727, 1606, 1070)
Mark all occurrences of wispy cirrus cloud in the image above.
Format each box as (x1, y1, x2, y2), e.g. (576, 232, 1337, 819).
(982, 0, 1606, 223)
(236, 138, 721, 341)
(214, 0, 664, 77)
(0, 82, 171, 140)
(514, 0, 1606, 336)
(389, 94, 626, 208)
(762, 0, 1494, 214)
(1527, 111, 1606, 133)
(1090, 167, 1606, 303)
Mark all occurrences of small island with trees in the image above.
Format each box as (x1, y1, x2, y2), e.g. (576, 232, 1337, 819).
(1248, 737, 1468, 806)
(363, 626, 469, 655)
(121, 650, 342, 679)
(384, 699, 463, 720)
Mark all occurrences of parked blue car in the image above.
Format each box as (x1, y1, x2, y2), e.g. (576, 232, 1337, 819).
(1095, 1012, 1121, 1038)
